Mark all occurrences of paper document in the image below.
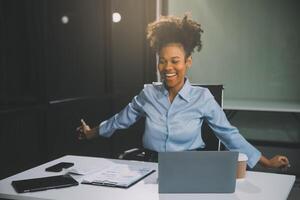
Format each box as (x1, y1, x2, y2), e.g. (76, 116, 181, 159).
(66, 165, 109, 175)
(81, 164, 155, 188)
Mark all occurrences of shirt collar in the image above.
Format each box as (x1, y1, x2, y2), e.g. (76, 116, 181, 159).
(178, 78, 191, 102)
(159, 77, 192, 102)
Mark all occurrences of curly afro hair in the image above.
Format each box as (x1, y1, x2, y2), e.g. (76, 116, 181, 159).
(146, 14, 203, 58)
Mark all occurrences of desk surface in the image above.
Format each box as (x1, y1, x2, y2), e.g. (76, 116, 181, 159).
(0, 155, 295, 200)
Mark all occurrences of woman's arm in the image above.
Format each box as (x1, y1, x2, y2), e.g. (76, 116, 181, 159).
(259, 155, 290, 168)
(202, 90, 290, 169)
(76, 89, 147, 140)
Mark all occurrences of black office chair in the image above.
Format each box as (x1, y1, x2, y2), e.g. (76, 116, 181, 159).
(118, 84, 225, 162)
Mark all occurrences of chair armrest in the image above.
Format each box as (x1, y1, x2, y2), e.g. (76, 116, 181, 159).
(118, 148, 145, 160)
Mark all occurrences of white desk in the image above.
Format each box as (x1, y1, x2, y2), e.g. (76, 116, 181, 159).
(0, 155, 295, 200)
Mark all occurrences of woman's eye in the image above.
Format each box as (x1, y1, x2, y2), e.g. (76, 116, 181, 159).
(172, 60, 179, 64)
(159, 60, 165, 64)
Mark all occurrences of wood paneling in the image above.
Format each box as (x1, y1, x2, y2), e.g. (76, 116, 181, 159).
(0, 0, 44, 105)
(0, 107, 45, 179)
(44, 0, 107, 101)
(46, 98, 113, 161)
(109, 0, 157, 157)
(0, 0, 156, 179)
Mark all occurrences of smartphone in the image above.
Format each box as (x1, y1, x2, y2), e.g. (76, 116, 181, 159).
(45, 162, 74, 172)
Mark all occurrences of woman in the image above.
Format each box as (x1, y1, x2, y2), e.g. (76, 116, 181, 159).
(77, 15, 289, 169)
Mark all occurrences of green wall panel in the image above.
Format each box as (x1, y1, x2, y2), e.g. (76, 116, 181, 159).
(168, 0, 300, 105)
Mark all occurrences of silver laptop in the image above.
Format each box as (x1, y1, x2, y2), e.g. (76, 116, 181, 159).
(158, 151, 238, 193)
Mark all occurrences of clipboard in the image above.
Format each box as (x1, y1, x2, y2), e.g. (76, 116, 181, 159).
(81, 164, 155, 188)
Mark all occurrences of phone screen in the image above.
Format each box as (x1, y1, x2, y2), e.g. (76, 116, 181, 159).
(45, 162, 74, 172)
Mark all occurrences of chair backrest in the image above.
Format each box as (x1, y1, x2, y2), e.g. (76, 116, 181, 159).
(192, 84, 224, 151)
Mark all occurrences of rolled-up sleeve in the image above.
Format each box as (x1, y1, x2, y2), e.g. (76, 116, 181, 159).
(99, 89, 146, 138)
(203, 91, 261, 168)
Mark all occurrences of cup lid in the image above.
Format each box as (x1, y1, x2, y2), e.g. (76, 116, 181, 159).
(238, 153, 248, 161)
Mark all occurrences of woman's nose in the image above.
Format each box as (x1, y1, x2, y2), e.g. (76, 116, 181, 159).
(163, 61, 173, 70)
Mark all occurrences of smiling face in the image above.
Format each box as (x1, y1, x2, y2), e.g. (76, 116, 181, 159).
(158, 43, 192, 94)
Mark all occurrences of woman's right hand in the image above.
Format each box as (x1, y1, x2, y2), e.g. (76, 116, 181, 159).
(76, 119, 98, 140)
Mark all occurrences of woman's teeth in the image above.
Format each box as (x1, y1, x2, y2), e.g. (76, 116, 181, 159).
(165, 73, 176, 77)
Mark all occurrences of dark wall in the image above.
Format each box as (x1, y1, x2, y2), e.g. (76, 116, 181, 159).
(109, 0, 157, 157)
(0, 0, 48, 179)
(0, 0, 156, 179)
(0, 1, 44, 105)
(44, 0, 107, 100)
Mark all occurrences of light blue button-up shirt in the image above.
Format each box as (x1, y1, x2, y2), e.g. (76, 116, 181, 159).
(99, 78, 261, 168)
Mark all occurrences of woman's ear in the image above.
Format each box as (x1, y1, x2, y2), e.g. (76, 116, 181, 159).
(186, 56, 192, 68)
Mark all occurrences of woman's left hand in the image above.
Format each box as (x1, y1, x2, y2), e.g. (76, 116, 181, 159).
(259, 155, 290, 169)
(268, 155, 290, 168)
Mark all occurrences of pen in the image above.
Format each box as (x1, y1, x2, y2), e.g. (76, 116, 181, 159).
(281, 164, 291, 172)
